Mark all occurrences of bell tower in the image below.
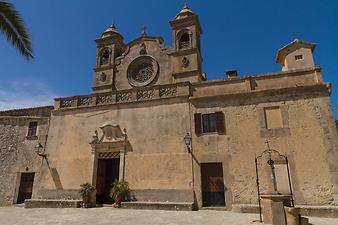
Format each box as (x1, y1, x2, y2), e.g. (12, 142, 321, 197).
(92, 23, 125, 93)
(169, 4, 204, 83)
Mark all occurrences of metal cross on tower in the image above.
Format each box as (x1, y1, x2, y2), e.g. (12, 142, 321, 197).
(141, 25, 147, 36)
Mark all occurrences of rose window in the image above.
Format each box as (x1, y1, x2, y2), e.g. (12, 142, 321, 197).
(133, 62, 154, 83)
(127, 56, 159, 87)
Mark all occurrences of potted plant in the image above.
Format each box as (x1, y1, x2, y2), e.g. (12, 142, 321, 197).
(109, 180, 129, 207)
(79, 182, 95, 206)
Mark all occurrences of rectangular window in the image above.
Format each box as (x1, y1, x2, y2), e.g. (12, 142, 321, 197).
(264, 107, 283, 129)
(295, 54, 303, 61)
(202, 113, 217, 133)
(27, 121, 38, 137)
(194, 112, 225, 135)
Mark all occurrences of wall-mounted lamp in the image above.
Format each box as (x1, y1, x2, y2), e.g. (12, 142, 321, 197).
(183, 132, 192, 153)
(35, 142, 46, 157)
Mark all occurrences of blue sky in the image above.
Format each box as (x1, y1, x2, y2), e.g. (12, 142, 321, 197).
(0, 0, 337, 116)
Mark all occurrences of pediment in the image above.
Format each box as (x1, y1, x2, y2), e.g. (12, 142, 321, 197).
(126, 36, 164, 47)
(100, 123, 124, 142)
(90, 123, 126, 145)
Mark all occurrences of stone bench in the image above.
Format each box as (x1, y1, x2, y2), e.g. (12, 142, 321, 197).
(24, 199, 81, 208)
(121, 201, 194, 211)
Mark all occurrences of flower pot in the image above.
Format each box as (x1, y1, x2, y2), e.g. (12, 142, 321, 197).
(114, 195, 122, 206)
(82, 195, 89, 204)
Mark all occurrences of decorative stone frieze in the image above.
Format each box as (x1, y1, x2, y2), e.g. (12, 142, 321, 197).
(137, 89, 155, 100)
(60, 99, 75, 108)
(159, 86, 177, 97)
(78, 96, 92, 106)
(96, 94, 113, 105)
(116, 91, 133, 103)
(55, 83, 189, 110)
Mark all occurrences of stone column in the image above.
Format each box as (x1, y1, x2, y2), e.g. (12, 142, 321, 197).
(119, 148, 125, 181)
(89, 144, 98, 206)
(90, 144, 98, 186)
(119, 129, 127, 181)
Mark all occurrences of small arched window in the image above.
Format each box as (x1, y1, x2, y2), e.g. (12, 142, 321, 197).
(179, 33, 190, 50)
(100, 50, 110, 65)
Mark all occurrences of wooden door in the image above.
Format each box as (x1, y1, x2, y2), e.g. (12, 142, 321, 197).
(96, 158, 120, 204)
(201, 163, 225, 206)
(17, 173, 35, 204)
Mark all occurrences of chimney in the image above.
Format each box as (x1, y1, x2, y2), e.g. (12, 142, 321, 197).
(226, 70, 238, 79)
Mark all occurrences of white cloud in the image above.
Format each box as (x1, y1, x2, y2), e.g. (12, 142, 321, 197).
(0, 79, 57, 110)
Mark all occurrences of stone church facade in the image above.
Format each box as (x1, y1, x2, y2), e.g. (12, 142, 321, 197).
(0, 5, 337, 210)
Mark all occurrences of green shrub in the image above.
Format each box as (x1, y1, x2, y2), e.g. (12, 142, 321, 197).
(79, 182, 95, 197)
(109, 180, 129, 199)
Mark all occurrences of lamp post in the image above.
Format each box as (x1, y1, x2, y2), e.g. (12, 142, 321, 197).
(34, 142, 46, 157)
(184, 132, 195, 196)
(184, 132, 192, 153)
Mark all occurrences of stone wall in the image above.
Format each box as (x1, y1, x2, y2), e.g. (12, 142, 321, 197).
(190, 90, 338, 208)
(115, 38, 171, 90)
(0, 107, 52, 206)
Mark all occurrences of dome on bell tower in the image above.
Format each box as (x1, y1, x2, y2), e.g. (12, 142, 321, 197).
(173, 3, 195, 20)
(101, 23, 123, 39)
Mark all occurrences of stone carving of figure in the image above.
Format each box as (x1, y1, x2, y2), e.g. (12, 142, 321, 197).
(140, 43, 147, 55)
(90, 130, 99, 144)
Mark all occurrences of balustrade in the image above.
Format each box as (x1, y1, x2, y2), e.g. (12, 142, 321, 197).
(55, 83, 188, 110)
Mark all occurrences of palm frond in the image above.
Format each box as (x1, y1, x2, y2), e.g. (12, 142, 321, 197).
(0, 1, 33, 60)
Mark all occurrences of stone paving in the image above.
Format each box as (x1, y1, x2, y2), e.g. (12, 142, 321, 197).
(0, 207, 338, 225)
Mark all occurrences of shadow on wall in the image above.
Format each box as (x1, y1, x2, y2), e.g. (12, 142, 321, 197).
(44, 158, 63, 190)
(50, 168, 63, 190)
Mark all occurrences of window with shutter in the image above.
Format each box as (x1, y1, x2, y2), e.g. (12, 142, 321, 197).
(216, 111, 225, 134)
(202, 114, 216, 133)
(194, 113, 202, 135)
(195, 112, 225, 135)
(27, 121, 38, 137)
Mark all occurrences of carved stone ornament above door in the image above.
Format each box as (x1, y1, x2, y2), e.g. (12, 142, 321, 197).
(99, 123, 125, 142)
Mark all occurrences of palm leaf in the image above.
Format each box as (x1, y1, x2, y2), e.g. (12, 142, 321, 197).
(0, 1, 33, 60)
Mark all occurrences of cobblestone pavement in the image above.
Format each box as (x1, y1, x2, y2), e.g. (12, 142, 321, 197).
(0, 207, 338, 225)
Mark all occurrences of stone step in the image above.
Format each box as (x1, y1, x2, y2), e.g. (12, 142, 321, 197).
(200, 206, 227, 211)
(24, 199, 81, 208)
(298, 205, 338, 218)
(121, 201, 194, 211)
(231, 204, 338, 218)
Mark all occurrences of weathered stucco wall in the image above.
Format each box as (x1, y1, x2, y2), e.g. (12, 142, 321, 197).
(33, 83, 337, 208)
(190, 91, 338, 208)
(0, 107, 51, 206)
(32, 67, 338, 208)
(34, 99, 192, 199)
(283, 47, 315, 71)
